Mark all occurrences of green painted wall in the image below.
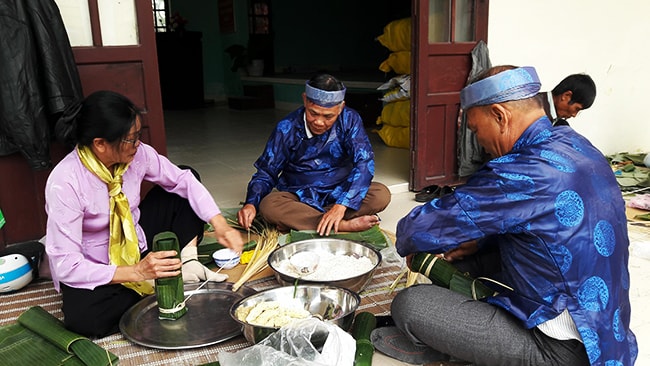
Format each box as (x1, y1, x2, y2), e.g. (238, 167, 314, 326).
(170, 0, 410, 103)
(171, 0, 249, 101)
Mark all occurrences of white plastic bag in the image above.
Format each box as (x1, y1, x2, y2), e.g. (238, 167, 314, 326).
(218, 318, 355, 366)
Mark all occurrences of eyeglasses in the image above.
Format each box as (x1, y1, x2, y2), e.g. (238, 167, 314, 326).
(121, 130, 142, 146)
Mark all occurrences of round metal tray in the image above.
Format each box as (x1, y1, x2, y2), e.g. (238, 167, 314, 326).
(119, 281, 256, 349)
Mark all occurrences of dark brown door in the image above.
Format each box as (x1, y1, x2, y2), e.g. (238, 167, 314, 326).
(410, 0, 489, 191)
(0, 0, 164, 247)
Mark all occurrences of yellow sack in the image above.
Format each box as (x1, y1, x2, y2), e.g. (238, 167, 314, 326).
(376, 18, 411, 52)
(379, 51, 411, 75)
(377, 124, 410, 149)
(379, 100, 410, 128)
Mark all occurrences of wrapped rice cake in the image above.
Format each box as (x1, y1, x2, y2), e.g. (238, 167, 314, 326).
(152, 232, 187, 320)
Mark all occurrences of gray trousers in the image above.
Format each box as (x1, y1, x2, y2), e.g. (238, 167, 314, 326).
(391, 245, 590, 366)
(392, 286, 589, 366)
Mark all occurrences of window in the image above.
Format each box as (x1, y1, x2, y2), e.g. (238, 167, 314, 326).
(428, 0, 476, 43)
(152, 0, 169, 32)
(248, 0, 270, 35)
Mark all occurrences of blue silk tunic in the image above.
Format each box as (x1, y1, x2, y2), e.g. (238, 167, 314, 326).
(244, 106, 375, 212)
(396, 117, 637, 365)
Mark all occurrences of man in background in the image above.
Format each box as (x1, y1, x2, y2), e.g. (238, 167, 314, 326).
(540, 73, 596, 126)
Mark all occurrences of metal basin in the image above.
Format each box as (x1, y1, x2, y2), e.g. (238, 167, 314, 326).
(230, 284, 360, 344)
(267, 238, 382, 293)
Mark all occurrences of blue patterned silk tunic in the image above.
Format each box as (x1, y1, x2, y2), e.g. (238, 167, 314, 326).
(396, 117, 637, 365)
(244, 106, 375, 212)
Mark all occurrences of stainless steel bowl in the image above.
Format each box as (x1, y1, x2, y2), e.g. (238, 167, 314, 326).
(229, 285, 360, 344)
(267, 238, 382, 293)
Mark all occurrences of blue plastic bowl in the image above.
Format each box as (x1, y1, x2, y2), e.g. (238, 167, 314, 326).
(212, 248, 240, 269)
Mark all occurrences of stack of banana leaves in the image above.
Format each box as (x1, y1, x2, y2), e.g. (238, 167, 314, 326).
(0, 306, 118, 366)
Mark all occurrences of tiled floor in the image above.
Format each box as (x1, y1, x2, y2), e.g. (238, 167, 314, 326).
(163, 104, 648, 365)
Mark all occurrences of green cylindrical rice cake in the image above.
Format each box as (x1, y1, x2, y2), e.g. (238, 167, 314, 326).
(410, 252, 456, 287)
(152, 232, 187, 320)
(411, 252, 495, 300)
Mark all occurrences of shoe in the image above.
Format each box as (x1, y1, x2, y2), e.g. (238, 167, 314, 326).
(414, 185, 441, 202)
(439, 185, 454, 197)
(371, 326, 450, 364)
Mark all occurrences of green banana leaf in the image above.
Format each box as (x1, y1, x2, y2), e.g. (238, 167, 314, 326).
(449, 272, 497, 300)
(286, 225, 391, 250)
(0, 306, 118, 366)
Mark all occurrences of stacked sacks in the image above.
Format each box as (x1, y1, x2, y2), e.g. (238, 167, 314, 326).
(377, 18, 411, 75)
(375, 18, 411, 149)
(376, 76, 410, 148)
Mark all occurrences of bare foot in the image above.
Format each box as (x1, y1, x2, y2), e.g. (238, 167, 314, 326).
(338, 215, 381, 232)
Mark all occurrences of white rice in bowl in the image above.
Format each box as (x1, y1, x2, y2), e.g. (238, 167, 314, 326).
(277, 252, 375, 281)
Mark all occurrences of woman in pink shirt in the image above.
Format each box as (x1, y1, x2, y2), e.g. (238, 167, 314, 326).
(45, 90, 243, 338)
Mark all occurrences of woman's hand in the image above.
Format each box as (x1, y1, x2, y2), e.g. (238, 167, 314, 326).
(137, 250, 182, 279)
(211, 214, 244, 253)
(237, 204, 257, 230)
(112, 250, 181, 283)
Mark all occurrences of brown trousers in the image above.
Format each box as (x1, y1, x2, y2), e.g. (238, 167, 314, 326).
(258, 182, 391, 231)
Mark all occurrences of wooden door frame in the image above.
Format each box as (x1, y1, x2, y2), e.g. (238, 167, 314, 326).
(410, 0, 489, 191)
(0, 0, 165, 247)
(73, 0, 166, 154)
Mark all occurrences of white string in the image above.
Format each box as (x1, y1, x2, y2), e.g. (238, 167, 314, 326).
(159, 255, 240, 314)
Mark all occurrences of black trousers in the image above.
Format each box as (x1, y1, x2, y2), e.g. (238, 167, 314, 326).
(61, 169, 205, 338)
(138, 184, 205, 254)
(61, 282, 141, 338)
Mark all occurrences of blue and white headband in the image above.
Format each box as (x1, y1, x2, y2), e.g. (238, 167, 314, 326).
(305, 82, 346, 107)
(460, 66, 541, 110)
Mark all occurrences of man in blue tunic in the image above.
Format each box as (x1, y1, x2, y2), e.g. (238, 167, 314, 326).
(237, 74, 391, 235)
(389, 66, 636, 365)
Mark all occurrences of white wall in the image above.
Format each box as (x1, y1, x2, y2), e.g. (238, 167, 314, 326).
(488, 1, 650, 156)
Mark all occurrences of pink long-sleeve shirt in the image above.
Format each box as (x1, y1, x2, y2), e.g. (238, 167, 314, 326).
(45, 143, 220, 291)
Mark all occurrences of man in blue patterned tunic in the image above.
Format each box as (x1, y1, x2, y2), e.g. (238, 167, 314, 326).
(390, 66, 636, 365)
(237, 73, 391, 235)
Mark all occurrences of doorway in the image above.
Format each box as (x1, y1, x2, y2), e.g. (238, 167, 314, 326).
(163, 0, 489, 192)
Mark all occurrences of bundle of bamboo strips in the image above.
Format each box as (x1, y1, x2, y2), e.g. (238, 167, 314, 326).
(389, 267, 419, 293)
(389, 266, 425, 293)
(405, 269, 419, 287)
(232, 227, 280, 292)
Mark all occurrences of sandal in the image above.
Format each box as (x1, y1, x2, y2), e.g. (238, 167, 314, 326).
(370, 326, 450, 364)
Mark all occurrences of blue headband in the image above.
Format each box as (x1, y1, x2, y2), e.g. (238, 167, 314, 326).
(305, 82, 346, 107)
(460, 66, 541, 110)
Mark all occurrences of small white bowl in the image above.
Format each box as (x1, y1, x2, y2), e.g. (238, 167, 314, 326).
(212, 248, 240, 269)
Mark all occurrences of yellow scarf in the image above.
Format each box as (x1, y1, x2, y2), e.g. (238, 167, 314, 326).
(77, 145, 154, 296)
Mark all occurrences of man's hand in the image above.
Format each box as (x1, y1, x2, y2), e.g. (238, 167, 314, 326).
(405, 253, 414, 270)
(316, 204, 347, 236)
(237, 204, 257, 231)
(443, 240, 479, 262)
